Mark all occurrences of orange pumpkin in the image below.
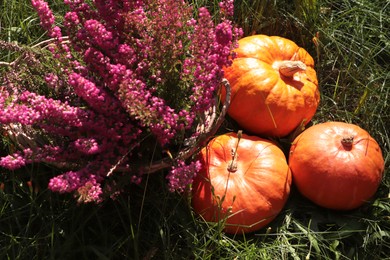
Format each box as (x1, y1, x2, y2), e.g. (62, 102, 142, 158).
(192, 131, 292, 234)
(221, 34, 320, 137)
(289, 122, 385, 210)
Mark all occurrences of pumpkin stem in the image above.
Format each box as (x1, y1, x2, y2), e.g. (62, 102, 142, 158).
(341, 136, 354, 148)
(228, 130, 242, 172)
(276, 60, 307, 77)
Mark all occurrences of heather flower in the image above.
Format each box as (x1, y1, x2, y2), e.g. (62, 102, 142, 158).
(83, 19, 117, 50)
(219, 0, 235, 17)
(76, 181, 103, 203)
(48, 171, 83, 193)
(74, 138, 100, 155)
(215, 21, 234, 46)
(45, 73, 59, 88)
(68, 72, 123, 116)
(31, 0, 55, 34)
(31, 0, 69, 60)
(166, 160, 202, 193)
(0, 153, 27, 170)
(0, 0, 241, 202)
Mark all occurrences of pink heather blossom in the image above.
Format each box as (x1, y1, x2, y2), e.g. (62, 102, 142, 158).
(68, 72, 124, 116)
(64, 11, 80, 27)
(48, 171, 83, 193)
(76, 181, 103, 203)
(0, 0, 241, 202)
(45, 73, 59, 88)
(0, 153, 27, 170)
(215, 21, 233, 46)
(118, 75, 183, 146)
(31, 0, 68, 61)
(74, 138, 100, 155)
(50, 26, 62, 39)
(219, 0, 235, 17)
(131, 174, 142, 185)
(48, 170, 102, 203)
(83, 19, 117, 49)
(182, 6, 242, 117)
(31, 0, 55, 34)
(166, 160, 202, 193)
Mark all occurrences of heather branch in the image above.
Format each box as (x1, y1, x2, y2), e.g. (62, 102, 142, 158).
(31, 36, 70, 49)
(0, 62, 12, 67)
(141, 78, 231, 174)
(4, 79, 232, 174)
(0, 37, 69, 68)
(0, 0, 241, 202)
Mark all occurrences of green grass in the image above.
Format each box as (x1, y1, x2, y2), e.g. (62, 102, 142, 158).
(1, 0, 389, 259)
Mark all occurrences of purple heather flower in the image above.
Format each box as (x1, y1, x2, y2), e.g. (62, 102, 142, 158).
(76, 181, 103, 203)
(48, 171, 83, 193)
(74, 138, 100, 155)
(166, 160, 202, 193)
(219, 0, 235, 17)
(0, 153, 27, 170)
(31, 0, 55, 33)
(0, 0, 241, 202)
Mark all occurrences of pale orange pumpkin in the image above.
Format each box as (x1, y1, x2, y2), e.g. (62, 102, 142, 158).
(221, 34, 320, 137)
(289, 122, 385, 210)
(192, 132, 292, 234)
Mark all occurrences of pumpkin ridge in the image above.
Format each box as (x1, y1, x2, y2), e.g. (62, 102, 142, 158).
(222, 34, 320, 137)
(192, 132, 292, 233)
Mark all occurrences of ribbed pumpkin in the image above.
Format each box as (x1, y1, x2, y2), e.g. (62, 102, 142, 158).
(192, 132, 292, 234)
(289, 122, 385, 210)
(221, 34, 320, 137)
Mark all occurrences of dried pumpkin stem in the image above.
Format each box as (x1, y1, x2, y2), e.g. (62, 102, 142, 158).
(341, 136, 354, 148)
(276, 60, 307, 77)
(228, 130, 243, 172)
